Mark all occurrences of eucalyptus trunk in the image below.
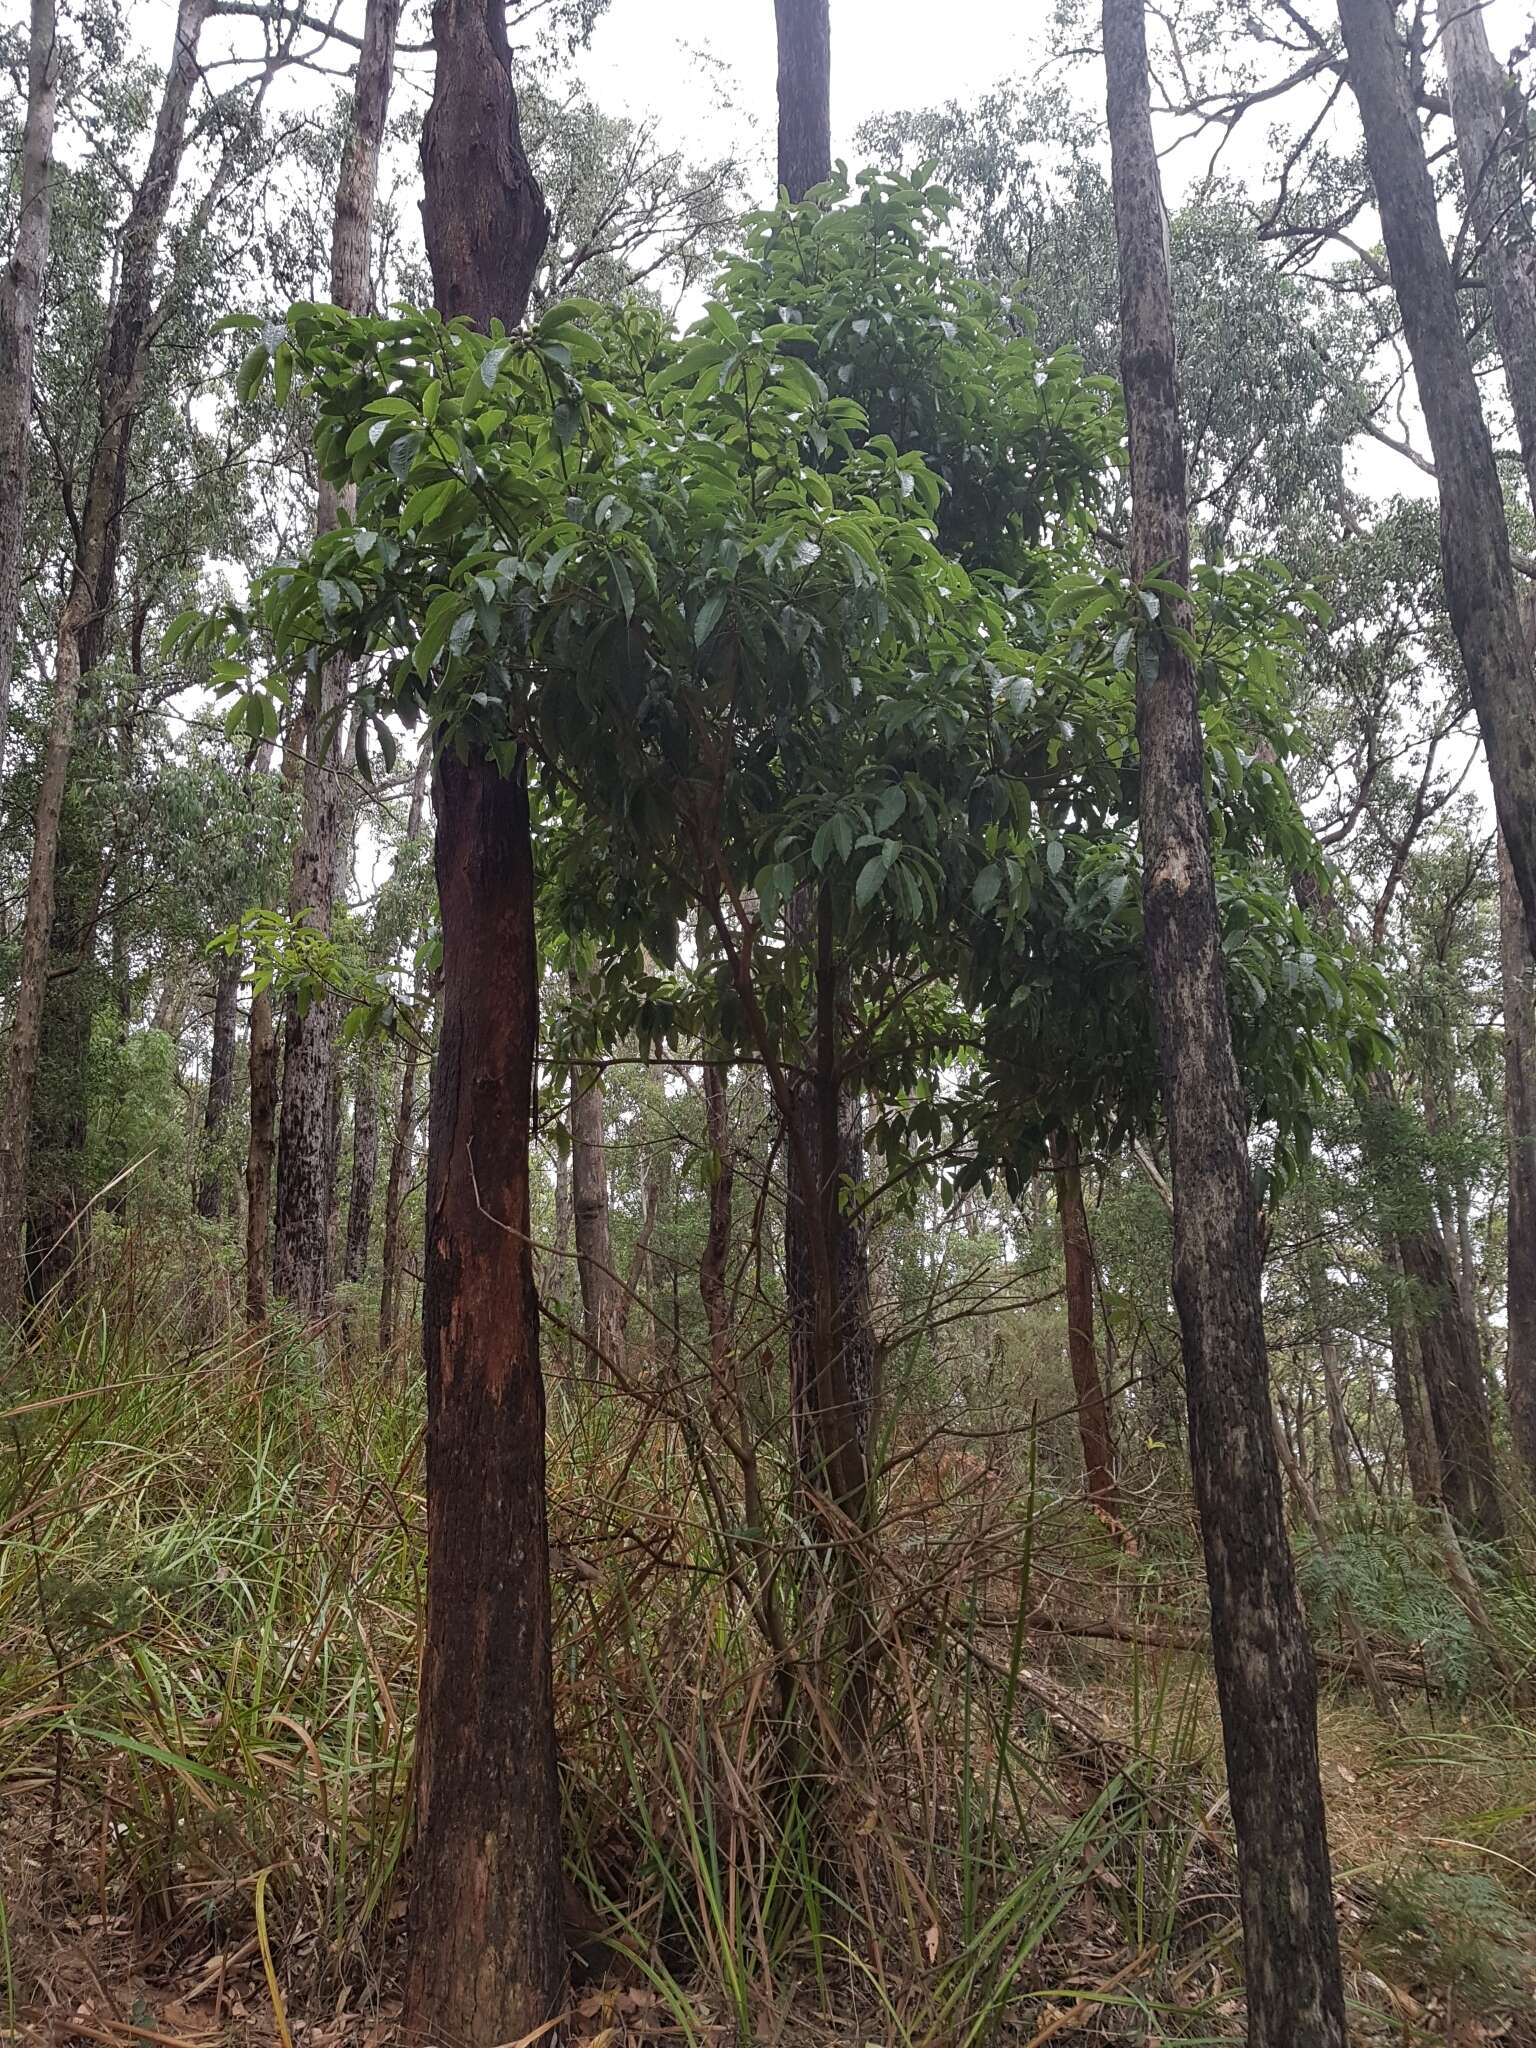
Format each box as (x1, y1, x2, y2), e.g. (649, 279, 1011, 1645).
(273, 0, 400, 1318)
(1050, 1130, 1117, 1508)
(403, 4, 563, 2041)
(196, 962, 241, 1221)
(0, 0, 211, 1319)
(0, 0, 60, 784)
(1104, 2, 1347, 2038)
(1337, 0, 1536, 958)
(342, 1059, 378, 1283)
(245, 989, 278, 1324)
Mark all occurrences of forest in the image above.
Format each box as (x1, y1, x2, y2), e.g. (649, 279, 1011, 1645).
(3, 0, 1536, 2040)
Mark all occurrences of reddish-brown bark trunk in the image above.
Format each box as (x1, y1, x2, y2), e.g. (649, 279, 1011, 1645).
(404, 4, 561, 2040)
(405, 751, 564, 2044)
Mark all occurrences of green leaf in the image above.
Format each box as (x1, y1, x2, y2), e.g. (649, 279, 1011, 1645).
(694, 590, 728, 647)
(855, 855, 888, 909)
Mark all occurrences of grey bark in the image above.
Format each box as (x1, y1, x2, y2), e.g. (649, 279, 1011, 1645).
(272, 0, 400, 1317)
(0, 0, 60, 783)
(0, 0, 212, 1319)
(196, 961, 241, 1220)
(1104, 1, 1348, 2039)
(1337, 0, 1536, 958)
(343, 1058, 379, 1282)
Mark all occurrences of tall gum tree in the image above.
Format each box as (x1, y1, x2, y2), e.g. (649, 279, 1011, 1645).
(272, 0, 401, 1318)
(0, 0, 213, 1319)
(1335, 0, 1536, 960)
(402, 1, 565, 2040)
(0, 0, 60, 785)
(1434, 0, 1536, 1489)
(1102, 0, 1348, 2039)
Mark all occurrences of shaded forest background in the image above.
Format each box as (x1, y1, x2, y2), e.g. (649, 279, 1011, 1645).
(4, 0, 1536, 2042)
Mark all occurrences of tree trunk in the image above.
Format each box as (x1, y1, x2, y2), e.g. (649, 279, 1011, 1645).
(569, 981, 620, 1373)
(342, 1058, 378, 1282)
(1438, 0, 1536, 508)
(196, 962, 241, 1220)
(0, 0, 211, 1320)
(1397, 1223, 1505, 1545)
(1499, 834, 1536, 1488)
(405, 5, 561, 2041)
(245, 988, 278, 1324)
(1392, 1228, 1449, 1507)
(377, 743, 432, 1353)
(1103, 4, 1347, 2041)
(406, 750, 564, 2046)
(1050, 1130, 1117, 1508)
(273, 0, 400, 1319)
(0, 0, 60, 784)
(774, 0, 831, 202)
(1337, 0, 1536, 959)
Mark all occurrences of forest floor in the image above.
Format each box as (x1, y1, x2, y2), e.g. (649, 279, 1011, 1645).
(5, 1320, 1536, 2046)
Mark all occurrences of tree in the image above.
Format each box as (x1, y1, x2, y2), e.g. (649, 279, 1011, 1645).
(0, 0, 60, 783)
(1102, 0, 1348, 2040)
(1335, 0, 1536, 961)
(404, 1, 564, 2038)
(0, 0, 213, 1318)
(271, 0, 400, 1317)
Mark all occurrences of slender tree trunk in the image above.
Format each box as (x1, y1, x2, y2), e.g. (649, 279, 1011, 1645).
(273, 0, 400, 1318)
(404, 5, 561, 2041)
(1050, 1130, 1117, 1507)
(1434, 1, 1536, 1491)
(245, 989, 278, 1324)
(1438, 0, 1536, 506)
(0, 0, 211, 1320)
(0, 0, 60, 784)
(569, 979, 620, 1372)
(1337, 0, 1536, 958)
(196, 962, 240, 1220)
(342, 1058, 378, 1282)
(1320, 1336, 1354, 1500)
(1398, 1223, 1505, 1545)
(1103, 4, 1347, 2040)
(377, 743, 432, 1353)
(1499, 835, 1536, 1488)
(774, 0, 831, 200)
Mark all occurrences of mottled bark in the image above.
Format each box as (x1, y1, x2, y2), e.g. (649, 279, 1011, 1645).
(196, 962, 241, 1220)
(342, 1058, 378, 1283)
(0, 0, 211, 1319)
(1104, 3, 1347, 2040)
(774, 0, 831, 201)
(245, 989, 278, 1324)
(1337, 0, 1536, 957)
(404, 5, 562, 2039)
(1050, 1130, 1117, 1508)
(0, 0, 60, 783)
(273, 0, 400, 1317)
